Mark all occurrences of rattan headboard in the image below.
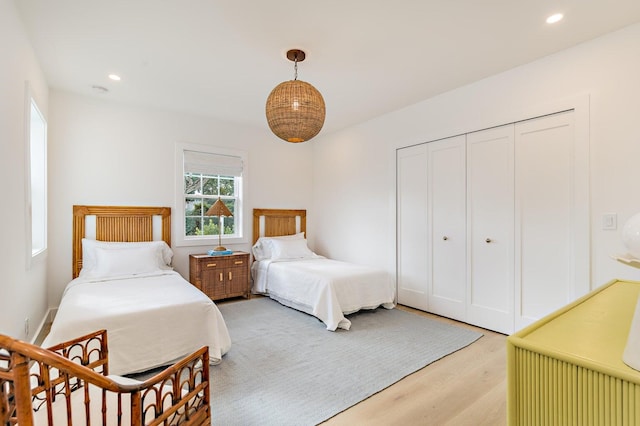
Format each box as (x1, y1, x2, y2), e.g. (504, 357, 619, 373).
(252, 209, 307, 244)
(72, 205, 171, 279)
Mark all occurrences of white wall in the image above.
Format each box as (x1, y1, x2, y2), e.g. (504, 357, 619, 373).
(11, 13, 640, 332)
(312, 22, 640, 290)
(0, 0, 49, 339)
(47, 91, 313, 306)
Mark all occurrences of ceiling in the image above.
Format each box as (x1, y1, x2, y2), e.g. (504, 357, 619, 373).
(14, 0, 640, 137)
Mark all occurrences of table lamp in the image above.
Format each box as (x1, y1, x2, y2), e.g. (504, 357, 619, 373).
(205, 197, 233, 252)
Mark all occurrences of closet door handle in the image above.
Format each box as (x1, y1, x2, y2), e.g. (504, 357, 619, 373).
(443, 236, 448, 241)
(485, 238, 492, 243)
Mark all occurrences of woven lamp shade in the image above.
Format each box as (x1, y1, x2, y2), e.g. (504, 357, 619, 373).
(205, 198, 233, 217)
(205, 197, 232, 252)
(265, 79, 326, 143)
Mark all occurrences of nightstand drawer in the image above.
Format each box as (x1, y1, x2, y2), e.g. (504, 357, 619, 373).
(202, 259, 228, 269)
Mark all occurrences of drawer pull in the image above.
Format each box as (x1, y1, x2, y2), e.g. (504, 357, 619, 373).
(219, 272, 223, 281)
(228, 272, 232, 281)
(234, 261, 244, 265)
(206, 263, 217, 267)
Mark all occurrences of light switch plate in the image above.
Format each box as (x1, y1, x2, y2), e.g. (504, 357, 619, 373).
(603, 213, 617, 230)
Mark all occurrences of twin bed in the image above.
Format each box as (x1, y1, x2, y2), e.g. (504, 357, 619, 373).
(43, 206, 395, 376)
(251, 209, 395, 331)
(42, 206, 231, 375)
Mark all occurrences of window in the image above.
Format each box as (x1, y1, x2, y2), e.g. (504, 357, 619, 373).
(25, 88, 47, 264)
(175, 143, 247, 247)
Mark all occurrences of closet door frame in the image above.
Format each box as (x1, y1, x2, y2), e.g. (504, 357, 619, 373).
(393, 95, 590, 334)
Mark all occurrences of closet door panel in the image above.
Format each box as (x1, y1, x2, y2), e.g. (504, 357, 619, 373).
(429, 136, 466, 320)
(514, 110, 589, 330)
(397, 144, 429, 310)
(466, 125, 515, 334)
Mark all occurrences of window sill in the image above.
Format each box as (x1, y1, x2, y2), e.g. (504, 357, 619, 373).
(174, 236, 248, 248)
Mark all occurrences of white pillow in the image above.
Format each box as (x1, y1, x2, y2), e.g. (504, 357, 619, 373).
(80, 239, 173, 277)
(269, 238, 315, 260)
(85, 245, 168, 279)
(252, 232, 305, 261)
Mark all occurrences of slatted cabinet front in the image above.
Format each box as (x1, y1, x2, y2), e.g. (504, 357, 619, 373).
(189, 252, 250, 300)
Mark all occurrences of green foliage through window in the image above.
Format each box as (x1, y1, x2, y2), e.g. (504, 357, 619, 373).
(184, 173, 237, 237)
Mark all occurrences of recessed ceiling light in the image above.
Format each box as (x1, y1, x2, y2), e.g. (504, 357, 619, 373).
(546, 13, 564, 24)
(108, 74, 121, 81)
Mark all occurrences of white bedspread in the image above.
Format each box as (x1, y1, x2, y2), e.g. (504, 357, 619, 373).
(42, 271, 231, 375)
(252, 258, 395, 331)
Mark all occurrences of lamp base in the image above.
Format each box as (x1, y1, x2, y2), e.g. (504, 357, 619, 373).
(207, 248, 233, 256)
(213, 246, 227, 251)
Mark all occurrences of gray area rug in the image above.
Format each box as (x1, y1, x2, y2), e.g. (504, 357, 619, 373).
(212, 298, 482, 425)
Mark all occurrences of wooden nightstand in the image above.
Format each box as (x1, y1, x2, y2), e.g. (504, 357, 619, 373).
(189, 251, 250, 301)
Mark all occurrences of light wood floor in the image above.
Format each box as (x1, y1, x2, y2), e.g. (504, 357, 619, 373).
(321, 305, 507, 426)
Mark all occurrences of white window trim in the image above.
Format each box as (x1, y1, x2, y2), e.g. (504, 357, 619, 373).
(174, 142, 249, 247)
(24, 82, 47, 268)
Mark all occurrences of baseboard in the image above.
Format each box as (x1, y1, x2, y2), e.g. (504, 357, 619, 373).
(32, 307, 57, 346)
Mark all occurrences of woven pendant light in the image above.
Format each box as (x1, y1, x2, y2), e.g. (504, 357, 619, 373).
(265, 49, 326, 143)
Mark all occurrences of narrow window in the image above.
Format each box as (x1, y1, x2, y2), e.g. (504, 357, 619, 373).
(26, 92, 47, 264)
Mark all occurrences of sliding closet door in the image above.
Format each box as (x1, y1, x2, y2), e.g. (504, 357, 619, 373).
(428, 136, 467, 320)
(466, 125, 515, 334)
(397, 144, 429, 310)
(514, 110, 590, 330)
